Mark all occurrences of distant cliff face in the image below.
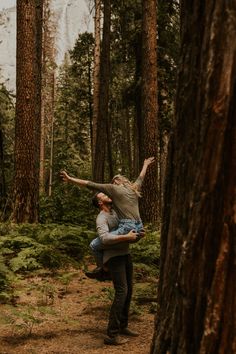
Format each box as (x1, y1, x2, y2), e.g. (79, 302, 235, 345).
(0, 6, 16, 92)
(0, 0, 93, 92)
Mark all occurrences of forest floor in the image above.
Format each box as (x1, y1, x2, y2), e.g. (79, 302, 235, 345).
(0, 263, 156, 354)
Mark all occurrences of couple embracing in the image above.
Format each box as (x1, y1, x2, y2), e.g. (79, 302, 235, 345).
(61, 157, 154, 346)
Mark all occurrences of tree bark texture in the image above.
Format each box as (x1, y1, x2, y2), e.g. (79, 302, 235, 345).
(151, 1, 236, 353)
(139, 0, 159, 223)
(92, 0, 101, 176)
(12, 0, 43, 223)
(40, 0, 55, 195)
(93, 0, 111, 182)
(0, 124, 6, 202)
(159, 132, 169, 215)
(133, 29, 142, 178)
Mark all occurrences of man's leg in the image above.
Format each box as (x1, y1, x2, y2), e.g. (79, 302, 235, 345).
(119, 254, 138, 337)
(120, 254, 133, 329)
(105, 255, 129, 344)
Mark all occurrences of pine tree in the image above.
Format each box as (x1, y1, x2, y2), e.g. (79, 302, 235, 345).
(11, 0, 43, 223)
(139, 0, 159, 223)
(151, 1, 236, 352)
(93, 0, 111, 181)
(92, 0, 101, 176)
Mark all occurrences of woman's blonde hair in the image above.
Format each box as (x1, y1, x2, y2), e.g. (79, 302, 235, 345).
(111, 174, 142, 197)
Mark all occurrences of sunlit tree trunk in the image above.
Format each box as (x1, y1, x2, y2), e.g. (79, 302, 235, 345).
(106, 110, 113, 180)
(39, 101, 45, 194)
(11, 0, 43, 223)
(159, 132, 169, 214)
(122, 108, 132, 178)
(39, 0, 48, 195)
(93, 0, 111, 182)
(48, 72, 55, 197)
(40, 0, 56, 195)
(133, 27, 142, 177)
(139, 0, 159, 223)
(92, 0, 101, 177)
(88, 49, 93, 163)
(151, 1, 236, 353)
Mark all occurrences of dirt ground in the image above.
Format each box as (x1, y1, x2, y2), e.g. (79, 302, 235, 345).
(0, 266, 155, 354)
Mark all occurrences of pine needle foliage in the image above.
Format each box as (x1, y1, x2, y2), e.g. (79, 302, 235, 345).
(0, 83, 15, 215)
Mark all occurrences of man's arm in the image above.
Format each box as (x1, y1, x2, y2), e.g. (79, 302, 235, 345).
(97, 216, 138, 246)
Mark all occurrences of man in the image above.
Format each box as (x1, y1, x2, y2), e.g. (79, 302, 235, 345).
(60, 157, 154, 273)
(86, 192, 138, 280)
(91, 191, 143, 346)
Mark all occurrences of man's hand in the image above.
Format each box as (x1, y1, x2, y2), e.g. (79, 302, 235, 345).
(60, 170, 70, 182)
(139, 229, 145, 239)
(126, 230, 138, 242)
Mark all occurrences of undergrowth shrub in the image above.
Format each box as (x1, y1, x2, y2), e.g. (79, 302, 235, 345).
(0, 222, 160, 302)
(39, 184, 97, 228)
(0, 255, 11, 291)
(0, 253, 15, 303)
(0, 304, 56, 337)
(131, 229, 160, 279)
(0, 223, 96, 274)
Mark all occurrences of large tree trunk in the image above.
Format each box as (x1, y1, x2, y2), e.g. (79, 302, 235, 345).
(11, 0, 43, 223)
(0, 122, 6, 204)
(40, 0, 56, 195)
(48, 72, 55, 197)
(92, 0, 101, 177)
(133, 29, 142, 178)
(139, 0, 159, 223)
(159, 131, 169, 215)
(93, 0, 111, 182)
(151, 1, 236, 353)
(122, 108, 132, 179)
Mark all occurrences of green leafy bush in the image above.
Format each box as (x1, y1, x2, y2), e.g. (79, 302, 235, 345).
(0, 256, 10, 291)
(39, 178, 97, 228)
(131, 229, 160, 279)
(0, 253, 15, 302)
(0, 223, 96, 273)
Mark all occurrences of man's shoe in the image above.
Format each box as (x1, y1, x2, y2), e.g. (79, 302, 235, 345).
(85, 267, 103, 280)
(120, 327, 139, 337)
(104, 336, 129, 345)
(101, 270, 112, 281)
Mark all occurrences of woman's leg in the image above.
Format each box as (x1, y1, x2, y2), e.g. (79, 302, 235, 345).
(90, 236, 103, 267)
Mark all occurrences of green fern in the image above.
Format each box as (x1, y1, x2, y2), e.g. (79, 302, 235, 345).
(0, 254, 15, 297)
(9, 248, 44, 272)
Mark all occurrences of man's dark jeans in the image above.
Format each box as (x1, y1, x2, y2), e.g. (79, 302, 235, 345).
(107, 254, 133, 338)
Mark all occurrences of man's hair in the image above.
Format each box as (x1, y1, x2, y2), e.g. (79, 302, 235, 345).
(91, 192, 100, 208)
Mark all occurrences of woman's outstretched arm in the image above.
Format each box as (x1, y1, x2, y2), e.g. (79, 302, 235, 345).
(60, 170, 88, 187)
(139, 157, 155, 179)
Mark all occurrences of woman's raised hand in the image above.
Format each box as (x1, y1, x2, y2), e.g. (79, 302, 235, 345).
(60, 170, 70, 182)
(144, 157, 155, 166)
